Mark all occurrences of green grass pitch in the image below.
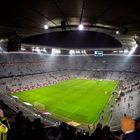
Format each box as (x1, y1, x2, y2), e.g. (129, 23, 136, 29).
(13, 79, 118, 124)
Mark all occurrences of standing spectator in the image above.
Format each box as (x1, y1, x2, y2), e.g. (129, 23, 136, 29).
(135, 118, 140, 139)
(101, 125, 114, 140)
(0, 109, 10, 140)
(113, 130, 124, 140)
(31, 118, 45, 140)
(121, 116, 139, 140)
(44, 126, 62, 140)
(90, 123, 103, 140)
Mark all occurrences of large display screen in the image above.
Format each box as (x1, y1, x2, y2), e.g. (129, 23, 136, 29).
(94, 51, 103, 56)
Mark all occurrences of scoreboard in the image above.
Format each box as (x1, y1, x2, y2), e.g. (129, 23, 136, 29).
(94, 51, 103, 56)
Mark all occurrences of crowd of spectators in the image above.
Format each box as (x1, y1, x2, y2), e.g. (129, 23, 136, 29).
(0, 107, 140, 140)
(1, 53, 140, 78)
(1, 53, 140, 139)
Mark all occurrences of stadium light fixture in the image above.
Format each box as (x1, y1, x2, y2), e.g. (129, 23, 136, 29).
(52, 49, 60, 54)
(78, 24, 84, 30)
(124, 49, 128, 54)
(113, 50, 117, 53)
(75, 50, 80, 54)
(69, 50, 75, 55)
(81, 50, 86, 54)
(36, 47, 41, 53)
(44, 24, 48, 30)
(119, 50, 123, 54)
(32, 47, 35, 51)
(116, 30, 119, 34)
(20, 46, 26, 51)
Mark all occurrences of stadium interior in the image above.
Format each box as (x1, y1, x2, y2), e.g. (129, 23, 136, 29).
(0, 0, 140, 140)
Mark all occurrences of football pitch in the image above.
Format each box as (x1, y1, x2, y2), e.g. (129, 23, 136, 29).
(13, 79, 118, 125)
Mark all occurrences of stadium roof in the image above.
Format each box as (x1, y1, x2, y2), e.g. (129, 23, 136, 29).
(22, 31, 122, 49)
(0, 0, 140, 49)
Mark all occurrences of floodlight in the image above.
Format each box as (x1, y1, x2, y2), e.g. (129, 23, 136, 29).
(69, 50, 75, 55)
(44, 24, 48, 30)
(52, 49, 60, 54)
(78, 24, 84, 30)
(116, 30, 119, 34)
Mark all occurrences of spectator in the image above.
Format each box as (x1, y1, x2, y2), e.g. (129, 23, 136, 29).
(101, 125, 114, 140)
(135, 117, 140, 139)
(45, 126, 62, 140)
(31, 118, 45, 140)
(90, 123, 103, 140)
(113, 130, 124, 140)
(0, 109, 10, 140)
(59, 122, 69, 140)
(121, 116, 139, 140)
